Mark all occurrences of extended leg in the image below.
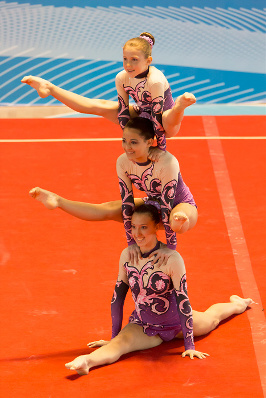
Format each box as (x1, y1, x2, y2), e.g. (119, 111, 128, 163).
(65, 323, 163, 375)
(169, 203, 198, 234)
(192, 296, 254, 337)
(21, 76, 138, 125)
(29, 187, 144, 222)
(162, 93, 196, 137)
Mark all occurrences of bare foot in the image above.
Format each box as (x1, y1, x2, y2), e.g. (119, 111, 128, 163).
(175, 92, 196, 110)
(172, 211, 188, 232)
(65, 355, 90, 375)
(21, 75, 52, 98)
(230, 295, 255, 313)
(29, 187, 59, 209)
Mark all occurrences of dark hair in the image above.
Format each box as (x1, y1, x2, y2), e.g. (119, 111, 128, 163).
(124, 117, 155, 140)
(133, 204, 161, 225)
(123, 32, 155, 58)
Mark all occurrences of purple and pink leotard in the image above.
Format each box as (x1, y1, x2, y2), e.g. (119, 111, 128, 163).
(116, 66, 175, 151)
(111, 242, 195, 351)
(116, 151, 196, 250)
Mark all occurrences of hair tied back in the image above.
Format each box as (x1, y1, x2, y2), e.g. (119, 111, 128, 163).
(140, 35, 154, 49)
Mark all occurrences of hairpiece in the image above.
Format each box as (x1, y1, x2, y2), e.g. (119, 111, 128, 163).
(140, 35, 153, 48)
(145, 199, 161, 211)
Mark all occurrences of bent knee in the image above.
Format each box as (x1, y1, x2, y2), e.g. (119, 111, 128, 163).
(211, 318, 220, 329)
(165, 125, 181, 138)
(111, 333, 135, 354)
(203, 315, 220, 332)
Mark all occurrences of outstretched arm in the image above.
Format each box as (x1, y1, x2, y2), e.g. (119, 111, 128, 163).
(29, 187, 122, 222)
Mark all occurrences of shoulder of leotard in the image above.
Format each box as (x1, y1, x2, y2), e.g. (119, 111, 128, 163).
(120, 247, 130, 258)
(154, 242, 182, 263)
(121, 247, 134, 264)
(166, 250, 186, 272)
(148, 66, 168, 83)
(115, 69, 127, 80)
(116, 154, 131, 172)
(117, 153, 128, 165)
(157, 151, 179, 167)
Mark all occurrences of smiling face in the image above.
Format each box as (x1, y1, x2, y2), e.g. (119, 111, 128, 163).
(131, 212, 158, 252)
(122, 127, 153, 163)
(123, 46, 152, 78)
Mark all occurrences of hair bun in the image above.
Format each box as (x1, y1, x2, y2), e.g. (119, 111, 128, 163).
(139, 32, 155, 47)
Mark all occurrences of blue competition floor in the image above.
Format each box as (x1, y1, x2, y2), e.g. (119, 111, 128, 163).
(184, 104, 266, 116)
(48, 104, 266, 118)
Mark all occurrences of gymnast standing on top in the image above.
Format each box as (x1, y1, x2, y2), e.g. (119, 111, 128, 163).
(22, 32, 196, 160)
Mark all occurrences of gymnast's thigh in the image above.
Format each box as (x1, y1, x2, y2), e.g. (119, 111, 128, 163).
(117, 323, 163, 352)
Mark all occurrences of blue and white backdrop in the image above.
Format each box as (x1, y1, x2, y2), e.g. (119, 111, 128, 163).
(0, 0, 265, 105)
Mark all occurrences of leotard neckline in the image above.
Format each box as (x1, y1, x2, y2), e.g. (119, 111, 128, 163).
(135, 67, 149, 79)
(141, 241, 160, 258)
(135, 159, 151, 166)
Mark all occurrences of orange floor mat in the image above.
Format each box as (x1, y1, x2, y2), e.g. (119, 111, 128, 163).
(0, 116, 265, 397)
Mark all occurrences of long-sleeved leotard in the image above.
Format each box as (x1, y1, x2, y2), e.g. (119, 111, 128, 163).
(116, 66, 175, 151)
(111, 242, 195, 351)
(116, 151, 196, 250)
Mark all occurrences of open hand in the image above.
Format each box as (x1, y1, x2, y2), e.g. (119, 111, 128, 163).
(151, 245, 175, 267)
(182, 350, 210, 360)
(128, 244, 142, 265)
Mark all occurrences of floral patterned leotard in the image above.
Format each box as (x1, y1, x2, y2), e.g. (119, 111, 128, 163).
(116, 151, 196, 250)
(116, 66, 175, 151)
(111, 242, 195, 351)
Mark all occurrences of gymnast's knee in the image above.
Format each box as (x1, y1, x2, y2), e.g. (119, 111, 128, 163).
(209, 317, 220, 331)
(110, 333, 135, 355)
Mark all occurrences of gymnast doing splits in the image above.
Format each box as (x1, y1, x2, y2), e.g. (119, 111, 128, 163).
(64, 204, 254, 375)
